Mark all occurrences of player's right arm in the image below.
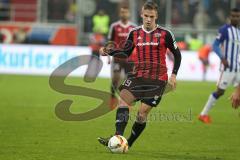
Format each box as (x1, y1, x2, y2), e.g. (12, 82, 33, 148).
(213, 26, 229, 68)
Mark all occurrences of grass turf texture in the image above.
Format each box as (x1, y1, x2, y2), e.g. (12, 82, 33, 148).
(0, 74, 239, 160)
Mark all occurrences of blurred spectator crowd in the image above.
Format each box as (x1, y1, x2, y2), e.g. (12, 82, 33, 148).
(0, 0, 239, 47)
(171, 0, 231, 29)
(0, 0, 236, 28)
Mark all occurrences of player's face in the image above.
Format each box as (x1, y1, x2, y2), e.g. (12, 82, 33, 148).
(230, 11, 240, 26)
(141, 9, 158, 31)
(119, 8, 130, 21)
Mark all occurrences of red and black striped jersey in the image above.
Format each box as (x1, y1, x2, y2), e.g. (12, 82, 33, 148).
(110, 25, 181, 81)
(108, 21, 136, 49)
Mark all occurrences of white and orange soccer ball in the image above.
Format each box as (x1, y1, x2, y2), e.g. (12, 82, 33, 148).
(107, 135, 128, 153)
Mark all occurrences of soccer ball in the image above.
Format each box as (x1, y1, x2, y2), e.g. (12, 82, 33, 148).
(107, 135, 128, 153)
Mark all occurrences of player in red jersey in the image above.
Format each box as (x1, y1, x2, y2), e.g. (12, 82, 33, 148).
(107, 6, 137, 109)
(98, 2, 181, 148)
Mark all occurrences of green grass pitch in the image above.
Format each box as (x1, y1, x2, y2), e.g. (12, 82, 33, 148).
(0, 75, 239, 160)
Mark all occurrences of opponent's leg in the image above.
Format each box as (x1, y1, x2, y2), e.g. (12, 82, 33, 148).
(199, 71, 232, 123)
(199, 88, 225, 123)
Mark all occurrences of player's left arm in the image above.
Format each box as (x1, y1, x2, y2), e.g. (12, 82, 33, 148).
(166, 30, 182, 89)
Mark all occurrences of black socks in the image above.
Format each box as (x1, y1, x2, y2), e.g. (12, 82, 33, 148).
(115, 107, 147, 147)
(127, 121, 146, 147)
(115, 107, 129, 135)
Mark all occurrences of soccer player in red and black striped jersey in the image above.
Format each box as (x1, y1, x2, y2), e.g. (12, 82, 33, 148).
(108, 6, 136, 109)
(98, 2, 181, 148)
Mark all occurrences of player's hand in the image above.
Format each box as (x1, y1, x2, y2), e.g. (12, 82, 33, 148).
(221, 59, 229, 69)
(99, 47, 109, 56)
(169, 74, 177, 90)
(230, 89, 240, 109)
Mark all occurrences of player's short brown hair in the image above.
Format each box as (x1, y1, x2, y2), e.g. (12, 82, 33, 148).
(231, 8, 240, 13)
(143, 1, 158, 12)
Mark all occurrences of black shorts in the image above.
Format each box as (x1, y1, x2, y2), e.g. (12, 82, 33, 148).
(119, 77, 167, 107)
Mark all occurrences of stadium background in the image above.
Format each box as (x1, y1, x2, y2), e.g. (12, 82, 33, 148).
(0, 0, 239, 80)
(0, 0, 240, 160)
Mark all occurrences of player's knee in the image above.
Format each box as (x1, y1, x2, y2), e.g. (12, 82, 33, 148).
(213, 90, 225, 98)
(218, 90, 225, 96)
(119, 99, 129, 107)
(119, 89, 135, 105)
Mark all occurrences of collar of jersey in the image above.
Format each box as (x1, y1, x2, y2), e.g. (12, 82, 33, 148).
(142, 25, 158, 34)
(118, 20, 130, 28)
